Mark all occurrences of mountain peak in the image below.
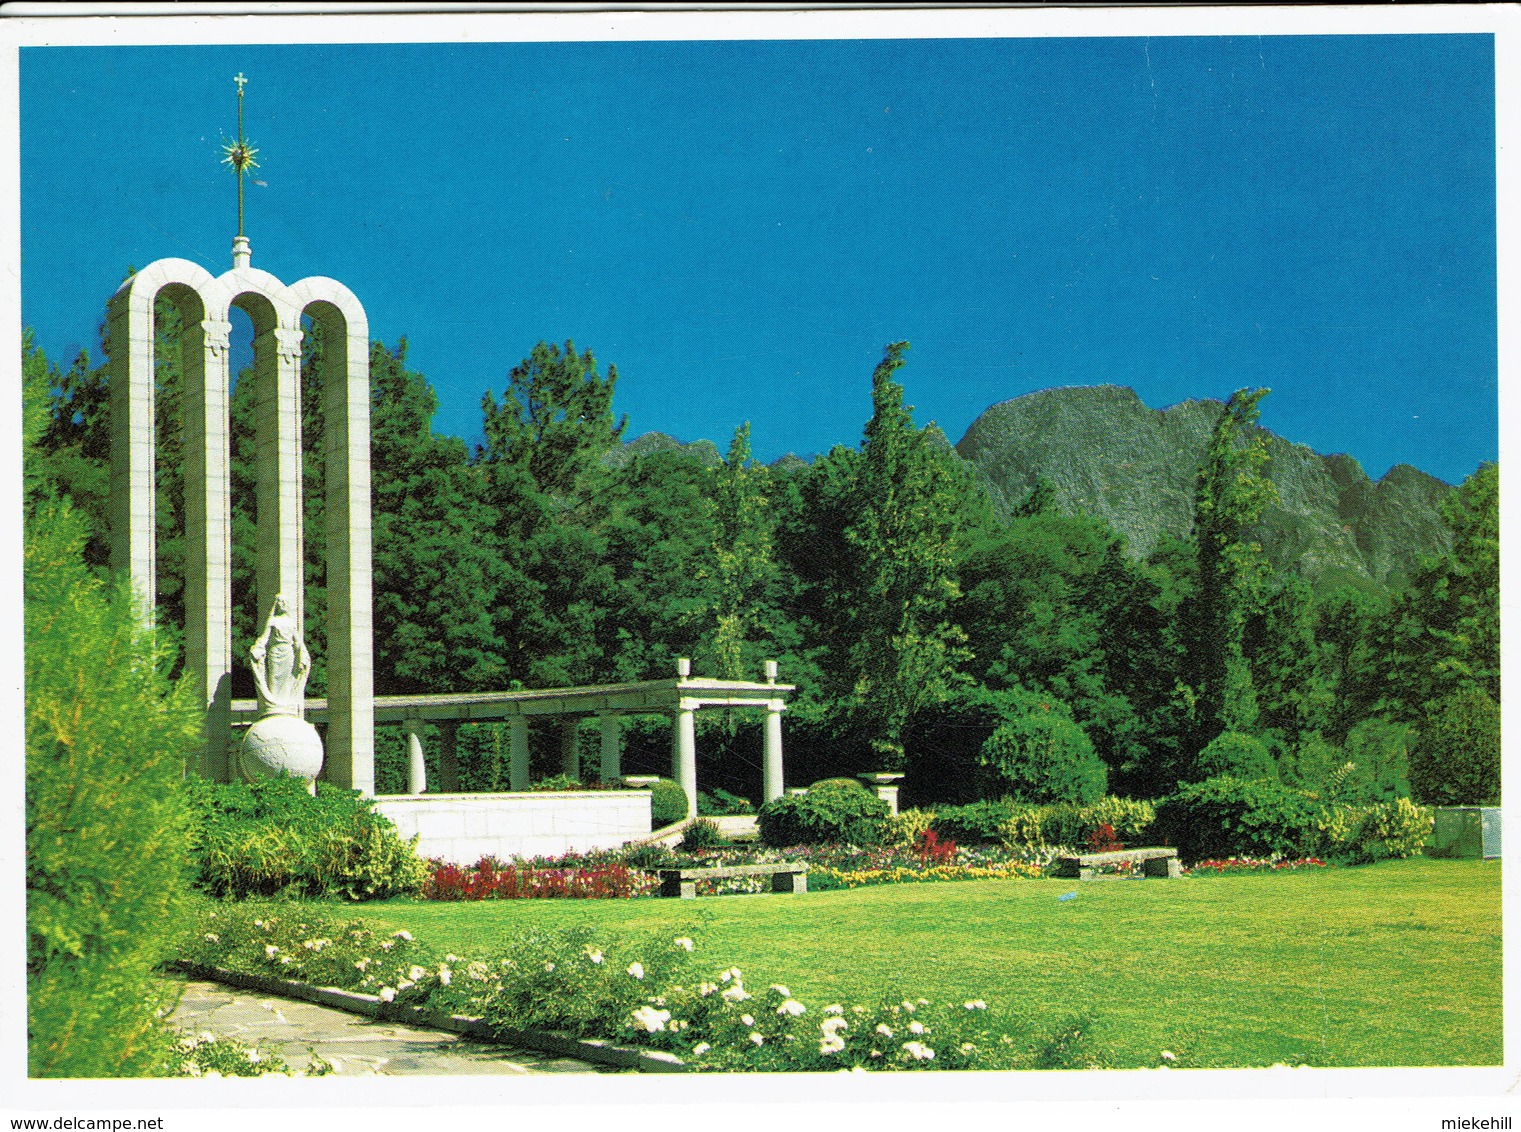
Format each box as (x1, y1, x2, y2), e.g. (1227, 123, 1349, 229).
(956, 384, 1452, 590)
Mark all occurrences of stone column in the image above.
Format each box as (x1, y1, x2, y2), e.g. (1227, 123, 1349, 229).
(598, 714, 621, 783)
(560, 718, 581, 781)
(315, 301, 375, 797)
(763, 698, 786, 804)
(672, 699, 698, 820)
(252, 323, 305, 629)
(404, 719, 426, 795)
(438, 722, 460, 793)
(184, 316, 234, 782)
(508, 716, 530, 791)
(105, 284, 158, 620)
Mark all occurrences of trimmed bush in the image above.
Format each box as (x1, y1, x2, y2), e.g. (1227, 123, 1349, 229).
(881, 807, 936, 848)
(932, 800, 1016, 844)
(1154, 776, 1322, 863)
(26, 498, 202, 1077)
(1040, 797, 1157, 848)
(648, 779, 691, 827)
(757, 781, 890, 846)
(1410, 688, 1500, 806)
(679, 818, 729, 850)
(976, 695, 1106, 805)
(1195, 732, 1276, 781)
(185, 775, 429, 900)
(1346, 799, 1434, 862)
(994, 797, 1156, 851)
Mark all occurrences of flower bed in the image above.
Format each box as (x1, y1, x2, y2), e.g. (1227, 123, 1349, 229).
(175, 903, 1097, 1072)
(1183, 857, 1330, 876)
(419, 840, 1051, 900)
(426, 858, 658, 900)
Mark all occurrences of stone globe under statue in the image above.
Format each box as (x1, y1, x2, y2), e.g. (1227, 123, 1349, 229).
(239, 594, 324, 783)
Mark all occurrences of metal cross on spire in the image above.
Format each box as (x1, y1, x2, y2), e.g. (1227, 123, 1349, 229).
(222, 72, 259, 240)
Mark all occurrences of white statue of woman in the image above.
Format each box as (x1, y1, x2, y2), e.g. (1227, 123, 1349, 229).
(249, 593, 310, 718)
(240, 593, 324, 783)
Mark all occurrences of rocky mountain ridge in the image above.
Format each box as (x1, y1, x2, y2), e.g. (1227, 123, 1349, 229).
(956, 385, 1454, 590)
(611, 384, 1458, 592)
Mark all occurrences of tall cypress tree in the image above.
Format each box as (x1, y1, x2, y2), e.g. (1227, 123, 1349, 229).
(1180, 387, 1278, 757)
(843, 342, 974, 769)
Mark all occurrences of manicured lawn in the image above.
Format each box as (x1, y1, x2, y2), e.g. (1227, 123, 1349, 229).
(354, 858, 1499, 1069)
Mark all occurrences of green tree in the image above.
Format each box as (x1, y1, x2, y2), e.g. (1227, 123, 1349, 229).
(1180, 387, 1279, 755)
(955, 511, 1148, 780)
(789, 343, 979, 770)
(1409, 687, 1500, 806)
(700, 422, 780, 680)
(1369, 462, 1499, 719)
(1244, 575, 1335, 747)
(25, 363, 201, 1077)
(476, 340, 631, 688)
(365, 339, 515, 693)
(479, 339, 627, 501)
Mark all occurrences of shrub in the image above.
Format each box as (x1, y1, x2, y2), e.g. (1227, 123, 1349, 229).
(26, 497, 202, 1078)
(621, 841, 679, 870)
(994, 797, 1156, 851)
(1036, 797, 1157, 849)
(881, 807, 936, 848)
(531, 774, 585, 792)
(976, 697, 1107, 805)
(185, 775, 429, 901)
(757, 781, 890, 846)
(1154, 776, 1322, 863)
(932, 800, 1016, 843)
(1087, 824, 1123, 853)
(648, 779, 691, 827)
(811, 777, 871, 792)
(679, 819, 729, 850)
(1000, 807, 1048, 850)
(1409, 688, 1500, 806)
(1348, 799, 1434, 862)
(1195, 731, 1276, 781)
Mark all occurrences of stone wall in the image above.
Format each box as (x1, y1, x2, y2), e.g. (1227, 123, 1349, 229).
(373, 791, 652, 864)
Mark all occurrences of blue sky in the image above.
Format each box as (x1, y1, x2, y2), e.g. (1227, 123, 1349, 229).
(20, 33, 1497, 485)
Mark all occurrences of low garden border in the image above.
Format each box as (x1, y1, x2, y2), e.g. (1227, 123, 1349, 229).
(170, 961, 688, 1074)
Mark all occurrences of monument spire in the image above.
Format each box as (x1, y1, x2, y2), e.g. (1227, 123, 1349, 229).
(223, 71, 258, 268)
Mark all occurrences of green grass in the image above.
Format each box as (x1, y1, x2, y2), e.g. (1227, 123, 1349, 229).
(351, 858, 1498, 1069)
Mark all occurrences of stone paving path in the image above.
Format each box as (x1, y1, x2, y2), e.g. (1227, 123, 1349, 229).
(169, 978, 619, 1076)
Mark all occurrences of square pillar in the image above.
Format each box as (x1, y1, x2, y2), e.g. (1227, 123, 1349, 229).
(508, 716, 530, 791)
(320, 314, 375, 796)
(560, 718, 581, 781)
(251, 324, 306, 629)
(105, 286, 156, 619)
(598, 714, 621, 783)
(184, 316, 234, 782)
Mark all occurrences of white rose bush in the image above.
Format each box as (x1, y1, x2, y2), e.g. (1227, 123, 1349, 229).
(177, 903, 1094, 1072)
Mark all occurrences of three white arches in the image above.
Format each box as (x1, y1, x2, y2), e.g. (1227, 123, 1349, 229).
(107, 255, 376, 793)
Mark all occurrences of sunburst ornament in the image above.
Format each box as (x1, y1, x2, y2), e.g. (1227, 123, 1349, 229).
(221, 136, 260, 175)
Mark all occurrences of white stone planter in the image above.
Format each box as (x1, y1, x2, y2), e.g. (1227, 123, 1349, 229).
(858, 772, 905, 815)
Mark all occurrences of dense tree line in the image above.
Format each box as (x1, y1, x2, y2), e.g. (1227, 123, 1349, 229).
(24, 318, 1500, 806)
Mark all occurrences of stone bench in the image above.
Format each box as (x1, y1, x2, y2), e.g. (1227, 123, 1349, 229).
(657, 863, 808, 899)
(1054, 847, 1180, 880)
